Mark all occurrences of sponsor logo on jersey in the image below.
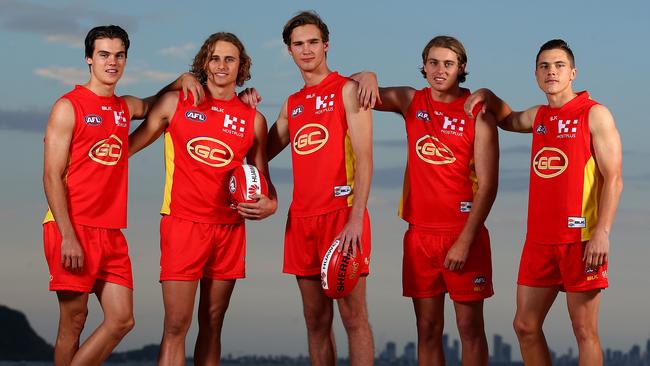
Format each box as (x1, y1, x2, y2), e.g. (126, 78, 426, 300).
(113, 110, 127, 127)
(473, 276, 487, 292)
(229, 176, 237, 193)
(292, 105, 304, 117)
(557, 119, 578, 139)
(415, 135, 456, 165)
(88, 134, 123, 166)
(222, 114, 246, 137)
(532, 147, 568, 178)
(315, 94, 335, 114)
(568, 216, 586, 228)
(101, 106, 112, 111)
(442, 116, 465, 136)
(186, 137, 233, 167)
(535, 123, 547, 135)
(185, 110, 207, 122)
(460, 201, 472, 213)
(84, 114, 102, 126)
(334, 185, 352, 197)
(293, 123, 329, 155)
(211, 106, 224, 113)
(585, 266, 598, 274)
(415, 110, 430, 122)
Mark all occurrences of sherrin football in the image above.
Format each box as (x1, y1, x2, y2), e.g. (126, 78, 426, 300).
(229, 164, 268, 208)
(320, 239, 361, 299)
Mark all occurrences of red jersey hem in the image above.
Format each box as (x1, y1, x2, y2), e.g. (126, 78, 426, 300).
(49, 284, 93, 293)
(161, 212, 244, 225)
(288, 202, 352, 218)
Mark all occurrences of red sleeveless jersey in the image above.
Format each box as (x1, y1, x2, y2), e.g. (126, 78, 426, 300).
(399, 88, 481, 230)
(161, 91, 256, 224)
(44, 85, 131, 228)
(527, 91, 601, 244)
(287, 72, 356, 217)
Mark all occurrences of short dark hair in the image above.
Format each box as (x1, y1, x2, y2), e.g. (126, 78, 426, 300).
(84, 25, 130, 58)
(282, 11, 329, 46)
(190, 32, 252, 87)
(420, 35, 468, 83)
(536, 39, 575, 67)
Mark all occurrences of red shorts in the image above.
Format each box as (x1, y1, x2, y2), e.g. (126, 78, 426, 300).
(160, 215, 246, 281)
(518, 239, 608, 292)
(283, 207, 371, 277)
(43, 222, 133, 292)
(402, 225, 493, 301)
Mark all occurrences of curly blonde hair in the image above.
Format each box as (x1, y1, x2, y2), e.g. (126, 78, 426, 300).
(190, 32, 251, 86)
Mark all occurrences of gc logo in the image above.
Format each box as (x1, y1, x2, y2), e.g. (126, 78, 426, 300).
(533, 147, 568, 178)
(88, 134, 123, 166)
(415, 135, 456, 165)
(186, 137, 233, 168)
(293, 123, 329, 155)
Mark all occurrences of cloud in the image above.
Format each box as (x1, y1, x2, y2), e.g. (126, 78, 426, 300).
(0, 109, 49, 132)
(158, 43, 196, 59)
(0, 0, 138, 48)
(262, 38, 290, 60)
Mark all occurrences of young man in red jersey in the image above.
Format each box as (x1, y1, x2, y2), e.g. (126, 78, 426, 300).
(43, 25, 202, 366)
(129, 32, 277, 366)
(353, 35, 498, 365)
(263, 11, 374, 366)
(465, 39, 623, 366)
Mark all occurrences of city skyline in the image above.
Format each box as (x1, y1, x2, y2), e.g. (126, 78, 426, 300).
(0, 0, 648, 360)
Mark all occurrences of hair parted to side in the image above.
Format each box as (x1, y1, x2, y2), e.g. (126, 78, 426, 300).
(282, 10, 330, 46)
(536, 39, 575, 67)
(84, 25, 130, 58)
(190, 32, 251, 86)
(420, 35, 468, 83)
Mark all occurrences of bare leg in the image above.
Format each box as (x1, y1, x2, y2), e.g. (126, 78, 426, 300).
(337, 277, 374, 366)
(158, 280, 199, 366)
(69, 281, 134, 366)
(566, 290, 603, 366)
(297, 276, 335, 366)
(513, 285, 559, 366)
(193, 279, 236, 366)
(453, 300, 488, 365)
(54, 291, 89, 366)
(412, 295, 445, 366)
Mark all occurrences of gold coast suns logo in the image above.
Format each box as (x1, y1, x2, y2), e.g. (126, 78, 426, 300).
(186, 137, 233, 167)
(88, 134, 123, 166)
(533, 147, 568, 178)
(293, 123, 329, 155)
(415, 135, 456, 164)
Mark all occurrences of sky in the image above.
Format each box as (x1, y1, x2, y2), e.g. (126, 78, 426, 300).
(0, 0, 649, 360)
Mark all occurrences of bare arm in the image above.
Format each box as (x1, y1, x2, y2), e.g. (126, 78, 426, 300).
(237, 112, 278, 220)
(43, 99, 84, 272)
(338, 80, 373, 255)
(349, 71, 415, 114)
(128, 91, 179, 157)
(122, 72, 203, 121)
(583, 104, 623, 267)
(464, 88, 537, 133)
(266, 99, 291, 161)
(444, 111, 500, 270)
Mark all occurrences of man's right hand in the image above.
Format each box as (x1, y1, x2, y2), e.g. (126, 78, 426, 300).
(238, 88, 262, 108)
(61, 235, 84, 272)
(180, 72, 205, 106)
(352, 72, 381, 110)
(464, 88, 492, 118)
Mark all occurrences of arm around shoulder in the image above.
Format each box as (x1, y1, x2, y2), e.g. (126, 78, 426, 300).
(266, 99, 291, 161)
(128, 91, 179, 157)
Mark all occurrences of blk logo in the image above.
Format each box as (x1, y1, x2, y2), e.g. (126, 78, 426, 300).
(558, 119, 578, 134)
(113, 111, 127, 127)
(316, 94, 335, 110)
(442, 116, 465, 132)
(224, 114, 246, 133)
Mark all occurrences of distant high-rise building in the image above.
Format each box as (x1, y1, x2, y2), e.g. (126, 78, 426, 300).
(380, 341, 397, 362)
(404, 342, 416, 363)
(493, 334, 504, 362)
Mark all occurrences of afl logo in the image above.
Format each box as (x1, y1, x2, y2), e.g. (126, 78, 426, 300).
(88, 134, 123, 166)
(293, 123, 329, 155)
(415, 135, 456, 165)
(186, 137, 233, 167)
(185, 110, 207, 122)
(533, 147, 568, 178)
(84, 114, 102, 126)
(292, 105, 304, 117)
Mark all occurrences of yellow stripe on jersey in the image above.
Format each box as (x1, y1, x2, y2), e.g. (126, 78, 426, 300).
(43, 209, 54, 224)
(160, 132, 175, 215)
(469, 158, 479, 195)
(581, 156, 602, 241)
(398, 164, 409, 219)
(344, 133, 356, 207)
